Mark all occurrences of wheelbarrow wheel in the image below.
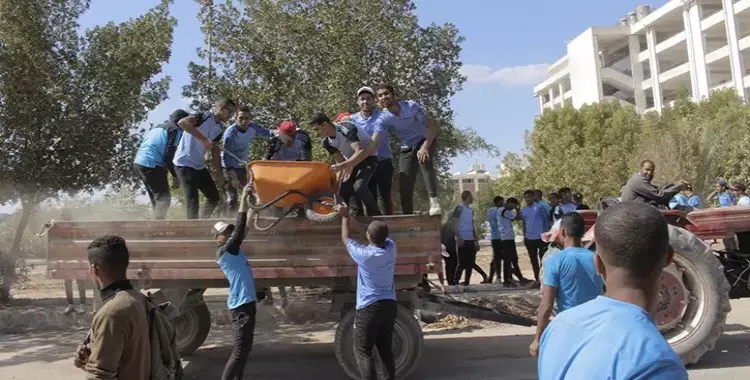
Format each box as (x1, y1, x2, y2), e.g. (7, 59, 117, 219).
(305, 192, 339, 223)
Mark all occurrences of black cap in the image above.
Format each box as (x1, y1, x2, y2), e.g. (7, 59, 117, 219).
(169, 109, 190, 123)
(309, 112, 331, 126)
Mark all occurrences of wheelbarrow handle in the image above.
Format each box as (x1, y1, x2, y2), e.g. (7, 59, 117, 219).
(221, 148, 248, 167)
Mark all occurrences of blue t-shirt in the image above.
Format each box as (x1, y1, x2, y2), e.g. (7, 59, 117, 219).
(217, 250, 257, 310)
(521, 203, 548, 240)
(134, 127, 180, 168)
(553, 202, 578, 221)
(542, 247, 603, 313)
(497, 207, 517, 241)
(669, 193, 688, 209)
(539, 296, 688, 380)
(717, 191, 735, 207)
(687, 194, 702, 208)
(346, 238, 397, 310)
(454, 205, 475, 241)
(486, 207, 500, 240)
(221, 122, 271, 168)
(375, 100, 428, 149)
(352, 109, 392, 161)
(173, 112, 225, 170)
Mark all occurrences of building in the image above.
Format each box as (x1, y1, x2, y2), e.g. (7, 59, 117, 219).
(450, 164, 501, 194)
(534, 1, 750, 114)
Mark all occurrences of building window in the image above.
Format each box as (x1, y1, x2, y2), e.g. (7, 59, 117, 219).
(462, 179, 473, 184)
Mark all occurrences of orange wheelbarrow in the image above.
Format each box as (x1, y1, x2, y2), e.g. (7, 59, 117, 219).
(247, 160, 340, 230)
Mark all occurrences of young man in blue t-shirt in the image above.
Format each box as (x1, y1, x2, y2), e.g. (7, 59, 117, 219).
(486, 196, 504, 283)
(529, 212, 603, 357)
(537, 202, 688, 380)
(521, 189, 550, 284)
(336, 204, 397, 380)
(214, 183, 258, 380)
(133, 109, 188, 219)
(173, 98, 236, 219)
(221, 105, 271, 215)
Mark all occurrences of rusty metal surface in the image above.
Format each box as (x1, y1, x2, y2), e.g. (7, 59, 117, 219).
(46, 214, 442, 281)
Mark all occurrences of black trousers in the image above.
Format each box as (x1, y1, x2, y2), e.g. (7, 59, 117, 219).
(221, 302, 257, 380)
(443, 247, 458, 286)
(223, 168, 248, 216)
(175, 166, 220, 220)
(354, 299, 397, 380)
(454, 240, 478, 285)
(341, 156, 381, 217)
(369, 158, 394, 215)
(398, 143, 438, 214)
(524, 238, 545, 281)
(492, 239, 525, 282)
(133, 163, 171, 219)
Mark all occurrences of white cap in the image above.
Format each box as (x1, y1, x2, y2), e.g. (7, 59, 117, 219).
(212, 221, 230, 235)
(357, 86, 374, 97)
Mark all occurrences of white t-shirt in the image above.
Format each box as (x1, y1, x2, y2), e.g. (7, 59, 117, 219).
(322, 121, 375, 160)
(738, 195, 750, 206)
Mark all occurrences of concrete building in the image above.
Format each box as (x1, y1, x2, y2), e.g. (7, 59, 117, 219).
(534, 1, 750, 114)
(450, 164, 500, 194)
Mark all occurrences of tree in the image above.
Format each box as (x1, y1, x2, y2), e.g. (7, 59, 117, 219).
(0, 0, 176, 299)
(183, 0, 496, 211)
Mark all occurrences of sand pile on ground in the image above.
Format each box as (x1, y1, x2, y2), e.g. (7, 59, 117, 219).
(269, 301, 336, 324)
(423, 314, 481, 332)
(0, 306, 92, 333)
(467, 294, 540, 321)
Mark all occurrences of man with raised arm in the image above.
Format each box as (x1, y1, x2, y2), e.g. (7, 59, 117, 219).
(174, 98, 236, 219)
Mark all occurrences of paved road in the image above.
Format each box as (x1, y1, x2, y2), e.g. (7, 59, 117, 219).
(1, 299, 748, 380)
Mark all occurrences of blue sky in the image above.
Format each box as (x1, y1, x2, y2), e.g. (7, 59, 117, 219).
(1, 0, 663, 213)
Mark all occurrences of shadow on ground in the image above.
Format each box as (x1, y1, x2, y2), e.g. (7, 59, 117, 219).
(689, 324, 750, 370)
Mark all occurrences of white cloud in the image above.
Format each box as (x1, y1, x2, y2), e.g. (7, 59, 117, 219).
(461, 63, 551, 86)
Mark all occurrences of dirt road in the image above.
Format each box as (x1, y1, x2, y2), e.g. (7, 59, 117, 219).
(1, 298, 748, 380)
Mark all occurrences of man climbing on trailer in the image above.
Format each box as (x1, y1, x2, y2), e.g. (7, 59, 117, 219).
(214, 183, 259, 380)
(133, 109, 189, 219)
(309, 112, 381, 217)
(620, 159, 687, 207)
(265, 120, 313, 162)
(332, 84, 442, 216)
(336, 203, 397, 380)
(221, 105, 272, 216)
(174, 98, 236, 219)
(529, 212, 603, 357)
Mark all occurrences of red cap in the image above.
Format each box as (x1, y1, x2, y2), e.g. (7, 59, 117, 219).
(278, 120, 297, 136)
(334, 112, 352, 123)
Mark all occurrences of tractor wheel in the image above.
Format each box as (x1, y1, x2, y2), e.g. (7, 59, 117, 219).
(173, 301, 212, 357)
(657, 225, 732, 365)
(334, 305, 423, 379)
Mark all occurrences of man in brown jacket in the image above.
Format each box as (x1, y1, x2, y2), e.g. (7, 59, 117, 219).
(74, 235, 151, 379)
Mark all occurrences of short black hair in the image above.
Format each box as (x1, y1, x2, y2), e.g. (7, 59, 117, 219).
(558, 187, 572, 195)
(523, 189, 534, 197)
(493, 196, 504, 206)
(169, 109, 189, 123)
(560, 212, 585, 238)
(506, 197, 519, 206)
(594, 202, 670, 279)
(549, 192, 559, 199)
(88, 235, 130, 277)
(216, 98, 236, 110)
(640, 159, 655, 168)
(237, 105, 251, 114)
(374, 84, 395, 94)
(309, 112, 331, 126)
(533, 189, 543, 197)
(461, 190, 472, 201)
(367, 220, 389, 246)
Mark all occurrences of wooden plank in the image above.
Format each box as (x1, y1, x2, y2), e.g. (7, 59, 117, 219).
(46, 215, 440, 240)
(48, 263, 426, 281)
(47, 238, 439, 261)
(48, 254, 433, 269)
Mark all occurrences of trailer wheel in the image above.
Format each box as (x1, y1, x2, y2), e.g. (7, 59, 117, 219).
(334, 305, 424, 379)
(659, 225, 731, 365)
(305, 192, 339, 223)
(173, 301, 212, 357)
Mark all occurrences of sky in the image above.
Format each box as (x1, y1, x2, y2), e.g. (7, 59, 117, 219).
(1, 0, 665, 214)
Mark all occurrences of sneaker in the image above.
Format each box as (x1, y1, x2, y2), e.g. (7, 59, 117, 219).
(503, 280, 519, 288)
(63, 304, 75, 315)
(519, 278, 534, 287)
(429, 197, 442, 216)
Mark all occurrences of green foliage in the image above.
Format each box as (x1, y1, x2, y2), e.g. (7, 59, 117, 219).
(183, 0, 497, 211)
(495, 89, 750, 207)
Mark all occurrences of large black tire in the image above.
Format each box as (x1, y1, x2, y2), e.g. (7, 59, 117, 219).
(664, 225, 731, 365)
(334, 305, 423, 379)
(174, 301, 212, 357)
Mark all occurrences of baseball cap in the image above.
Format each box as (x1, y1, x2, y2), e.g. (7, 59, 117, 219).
(212, 221, 232, 236)
(717, 179, 728, 187)
(334, 112, 352, 123)
(357, 86, 374, 97)
(278, 120, 297, 137)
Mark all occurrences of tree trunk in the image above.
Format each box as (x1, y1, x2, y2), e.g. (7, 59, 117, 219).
(9, 201, 32, 257)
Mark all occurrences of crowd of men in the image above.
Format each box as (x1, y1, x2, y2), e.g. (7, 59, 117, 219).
(132, 84, 443, 222)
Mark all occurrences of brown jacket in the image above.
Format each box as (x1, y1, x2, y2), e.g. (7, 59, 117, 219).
(85, 282, 151, 380)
